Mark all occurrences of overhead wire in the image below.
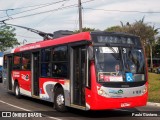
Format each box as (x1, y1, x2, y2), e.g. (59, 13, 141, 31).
(0, 4, 77, 22)
(0, 9, 14, 12)
(22, 0, 71, 38)
(0, 0, 69, 11)
(83, 7, 160, 14)
(0, 0, 96, 22)
(0, 0, 97, 41)
(16, 34, 41, 39)
(33, 0, 71, 27)
(0, 0, 70, 19)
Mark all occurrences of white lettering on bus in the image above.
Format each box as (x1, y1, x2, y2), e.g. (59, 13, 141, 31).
(13, 72, 20, 77)
(19, 44, 41, 51)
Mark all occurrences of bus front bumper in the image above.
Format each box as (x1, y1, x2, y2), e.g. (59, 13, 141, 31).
(87, 93, 148, 110)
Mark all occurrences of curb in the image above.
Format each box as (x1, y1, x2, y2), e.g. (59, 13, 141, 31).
(147, 102, 160, 107)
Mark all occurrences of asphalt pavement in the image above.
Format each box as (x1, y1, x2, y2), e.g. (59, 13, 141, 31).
(0, 83, 159, 120)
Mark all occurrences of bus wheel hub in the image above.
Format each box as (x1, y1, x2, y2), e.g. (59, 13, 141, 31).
(56, 94, 64, 106)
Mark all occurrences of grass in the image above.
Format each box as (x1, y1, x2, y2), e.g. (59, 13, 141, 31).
(148, 72, 160, 103)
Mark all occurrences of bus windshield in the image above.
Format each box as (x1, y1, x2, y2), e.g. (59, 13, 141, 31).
(95, 46, 145, 83)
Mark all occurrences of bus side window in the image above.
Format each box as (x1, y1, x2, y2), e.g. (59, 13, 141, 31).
(13, 54, 21, 70)
(22, 52, 31, 70)
(52, 46, 68, 78)
(40, 48, 51, 77)
(52, 63, 67, 78)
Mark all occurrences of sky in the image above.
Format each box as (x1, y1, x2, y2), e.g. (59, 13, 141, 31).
(0, 0, 160, 45)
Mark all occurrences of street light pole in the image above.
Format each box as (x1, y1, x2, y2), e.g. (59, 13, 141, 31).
(78, 0, 83, 32)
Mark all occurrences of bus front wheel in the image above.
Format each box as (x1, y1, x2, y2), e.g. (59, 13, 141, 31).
(54, 88, 66, 112)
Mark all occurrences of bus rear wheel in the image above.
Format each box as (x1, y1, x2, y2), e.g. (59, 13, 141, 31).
(14, 82, 21, 98)
(54, 88, 66, 112)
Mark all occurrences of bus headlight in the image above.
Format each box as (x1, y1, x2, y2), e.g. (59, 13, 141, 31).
(97, 88, 110, 98)
(142, 85, 147, 94)
(98, 89, 104, 95)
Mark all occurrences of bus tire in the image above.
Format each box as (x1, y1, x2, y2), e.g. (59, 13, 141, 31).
(14, 82, 21, 99)
(54, 88, 66, 112)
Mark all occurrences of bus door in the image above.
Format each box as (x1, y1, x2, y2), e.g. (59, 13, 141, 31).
(71, 46, 87, 107)
(7, 56, 12, 91)
(32, 52, 40, 97)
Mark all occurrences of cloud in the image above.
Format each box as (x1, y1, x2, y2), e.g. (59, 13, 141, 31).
(82, 0, 160, 29)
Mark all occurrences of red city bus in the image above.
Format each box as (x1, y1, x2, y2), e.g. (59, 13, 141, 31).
(3, 31, 148, 111)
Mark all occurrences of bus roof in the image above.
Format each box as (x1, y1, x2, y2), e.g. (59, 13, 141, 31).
(12, 31, 139, 53)
(14, 32, 91, 53)
(91, 31, 139, 38)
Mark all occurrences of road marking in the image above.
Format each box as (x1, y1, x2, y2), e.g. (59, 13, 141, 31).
(0, 100, 30, 111)
(0, 100, 63, 120)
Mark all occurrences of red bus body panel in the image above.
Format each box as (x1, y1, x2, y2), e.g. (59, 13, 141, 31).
(12, 71, 31, 92)
(86, 88, 148, 110)
(85, 61, 148, 110)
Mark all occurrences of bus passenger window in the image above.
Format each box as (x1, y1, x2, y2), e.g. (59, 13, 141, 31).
(22, 52, 31, 70)
(40, 48, 51, 77)
(52, 46, 68, 78)
(52, 46, 67, 61)
(41, 63, 51, 77)
(13, 54, 21, 70)
(52, 63, 67, 78)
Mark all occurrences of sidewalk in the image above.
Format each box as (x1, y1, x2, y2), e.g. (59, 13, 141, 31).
(147, 102, 160, 107)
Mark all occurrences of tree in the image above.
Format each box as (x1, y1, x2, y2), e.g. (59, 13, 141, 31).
(105, 18, 159, 69)
(74, 27, 96, 33)
(0, 25, 20, 51)
(105, 17, 157, 48)
(153, 36, 160, 58)
(105, 26, 122, 32)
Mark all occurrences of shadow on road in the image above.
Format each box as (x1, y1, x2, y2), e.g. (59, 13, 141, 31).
(60, 108, 139, 118)
(6, 92, 140, 118)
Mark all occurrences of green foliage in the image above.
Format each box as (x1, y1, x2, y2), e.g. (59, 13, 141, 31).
(105, 26, 122, 32)
(152, 37, 160, 58)
(148, 73, 160, 103)
(105, 18, 157, 44)
(0, 25, 20, 51)
(74, 27, 96, 33)
(105, 18, 160, 58)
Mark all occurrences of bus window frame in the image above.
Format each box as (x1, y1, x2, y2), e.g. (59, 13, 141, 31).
(39, 45, 69, 79)
(40, 48, 52, 77)
(13, 53, 22, 70)
(92, 42, 147, 88)
(21, 52, 31, 70)
(68, 42, 91, 89)
(94, 48, 147, 88)
(52, 45, 68, 78)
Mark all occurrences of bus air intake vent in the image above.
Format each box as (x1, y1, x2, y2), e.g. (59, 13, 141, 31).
(53, 30, 73, 39)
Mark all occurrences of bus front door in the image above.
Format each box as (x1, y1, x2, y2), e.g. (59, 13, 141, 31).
(32, 52, 40, 97)
(71, 46, 86, 108)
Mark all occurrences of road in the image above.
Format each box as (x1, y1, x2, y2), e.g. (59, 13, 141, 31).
(0, 83, 159, 120)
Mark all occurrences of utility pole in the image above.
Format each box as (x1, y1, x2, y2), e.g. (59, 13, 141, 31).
(78, 0, 83, 32)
